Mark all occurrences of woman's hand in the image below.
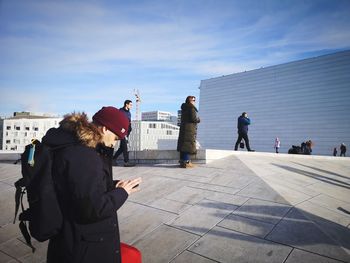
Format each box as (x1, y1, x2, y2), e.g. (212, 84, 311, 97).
(116, 177, 142, 195)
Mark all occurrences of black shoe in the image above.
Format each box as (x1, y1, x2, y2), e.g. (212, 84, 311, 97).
(124, 162, 136, 167)
(248, 150, 255, 152)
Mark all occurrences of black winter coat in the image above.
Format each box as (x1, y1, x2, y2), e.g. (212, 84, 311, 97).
(177, 103, 200, 154)
(237, 116, 251, 133)
(43, 124, 128, 263)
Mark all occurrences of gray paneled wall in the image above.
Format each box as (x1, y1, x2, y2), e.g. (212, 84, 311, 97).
(197, 50, 350, 155)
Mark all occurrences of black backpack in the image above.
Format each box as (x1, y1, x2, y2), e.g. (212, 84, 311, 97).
(13, 139, 66, 252)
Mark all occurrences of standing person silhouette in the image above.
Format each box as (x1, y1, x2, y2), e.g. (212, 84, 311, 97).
(177, 96, 200, 168)
(274, 137, 281, 153)
(234, 112, 254, 152)
(340, 143, 347, 157)
(113, 100, 135, 167)
(333, 147, 337, 156)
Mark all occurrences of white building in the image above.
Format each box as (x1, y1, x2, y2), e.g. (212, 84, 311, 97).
(197, 50, 350, 155)
(0, 112, 62, 152)
(141, 111, 173, 122)
(127, 121, 179, 151)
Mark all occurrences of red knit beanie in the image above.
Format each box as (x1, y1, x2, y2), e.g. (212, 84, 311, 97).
(92, 106, 129, 139)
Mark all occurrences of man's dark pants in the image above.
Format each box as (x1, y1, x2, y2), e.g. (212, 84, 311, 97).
(234, 132, 252, 151)
(113, 138, 129, 163)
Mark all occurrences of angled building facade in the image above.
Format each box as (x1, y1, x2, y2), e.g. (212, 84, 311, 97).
(0, 112, 62, 151)
(197, 50, 350, 155)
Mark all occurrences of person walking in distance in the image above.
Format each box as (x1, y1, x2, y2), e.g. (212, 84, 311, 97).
(333, 147, 338, 157)
(340, 143, 347, 157)
(113, 100, 135, 167)
(274, 137, 281, 153)
(234, 112, 254, 151)
(177, 96, 200, 168)
(44, 106, 142, 263)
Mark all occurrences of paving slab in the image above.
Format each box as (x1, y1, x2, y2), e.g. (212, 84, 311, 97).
(148, 198, 192, 214)
(0, 238, 34, 260)
(308, 194, 350, 216)
(0, 188, 17, 226)
(306, 181, 350, 203)
(218, 214, 275, 238)
(118, 202, 177, 244)
(0, 250, 16, 263)
(126, 176, 187, 205)
(188, 226, 292, 263)
(0, 223, 22, 244)
(165, 186, 212, 205)
(285, 248, 344, 263)
(296, 203, 350, 256)
(232, 198, 292, 225)
(204, 192, 249, 207)
(296, 200, 350, 227)
(237, 178, 312, 205)
(266, 208, 350, 262)
(171, 250, 217, 263)
(170, 199, 237, 236)
(188, 181, 241, 195)
(133, 225, 199, 263)
(17, 237, 48, 263)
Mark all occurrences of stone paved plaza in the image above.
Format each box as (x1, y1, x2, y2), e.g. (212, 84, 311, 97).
(1, 152, 350, 263)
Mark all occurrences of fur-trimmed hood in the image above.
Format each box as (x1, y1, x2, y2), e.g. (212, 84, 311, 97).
(43, 113, 103, 148)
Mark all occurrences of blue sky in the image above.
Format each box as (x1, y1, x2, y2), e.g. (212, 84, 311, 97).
(1, 0, 350, 118)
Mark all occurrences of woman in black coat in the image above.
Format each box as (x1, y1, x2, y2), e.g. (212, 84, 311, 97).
(177, 96, 200, 168)
(44, 107, 141, 263)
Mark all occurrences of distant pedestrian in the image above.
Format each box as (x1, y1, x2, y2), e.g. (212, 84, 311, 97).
(234, 112, 254, 151)
(113, 100, 135, 167)
(274, 137, 281, 153)
(177, 96, 200, 168)
(333, 147, 337, 156)
(304, 140, 313, 155)
(340, 143, 347, 157)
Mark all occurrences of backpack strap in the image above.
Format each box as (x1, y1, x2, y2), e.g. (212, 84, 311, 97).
(19, 221, 36, 253)
(13, 178, 25, 223)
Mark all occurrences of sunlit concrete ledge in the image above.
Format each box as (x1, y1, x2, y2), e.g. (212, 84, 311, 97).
(1, 149, 348, 163)
(127, 149, 236, 164)
(0, 150, 21, 161)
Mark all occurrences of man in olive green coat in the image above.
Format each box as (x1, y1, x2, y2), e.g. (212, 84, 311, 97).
(177, 96, 200, 168)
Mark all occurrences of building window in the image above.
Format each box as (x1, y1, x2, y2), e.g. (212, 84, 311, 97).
(33, 127, 39, 131)
(166, 130, 172, 135)
(25, 126, 30, 131)
(6, 126, 11, 130)
(6, 140, 10, 144)
(15, 126, 20, 130)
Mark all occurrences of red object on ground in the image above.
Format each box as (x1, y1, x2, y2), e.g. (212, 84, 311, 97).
(121, 243, 142, 263)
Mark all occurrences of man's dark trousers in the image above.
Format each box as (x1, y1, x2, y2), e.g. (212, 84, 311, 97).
(113, 138, 129, 163)
(234, 132, 252, 151)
